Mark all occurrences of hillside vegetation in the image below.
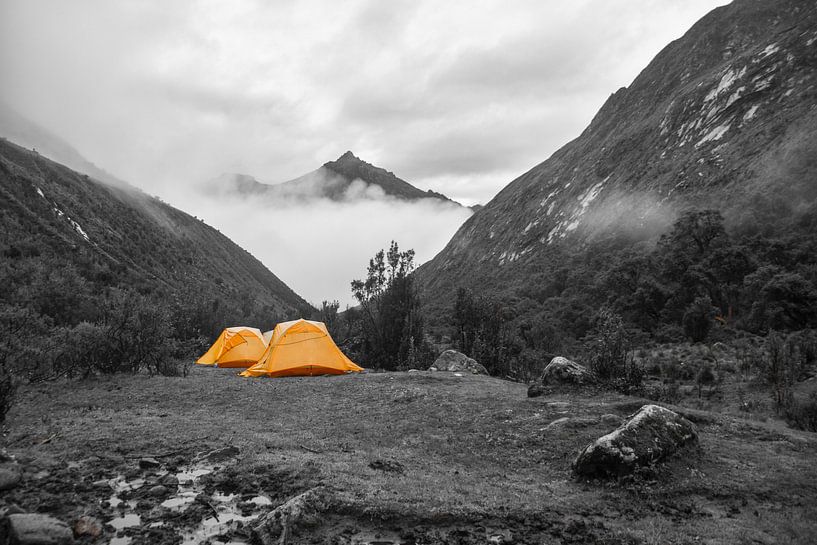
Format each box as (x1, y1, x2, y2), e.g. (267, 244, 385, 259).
(417, 0, 817, 339)
(0, 137, 310, 393)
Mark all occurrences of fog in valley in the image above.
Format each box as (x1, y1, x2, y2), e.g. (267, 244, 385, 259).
(182, 181, 472, 306)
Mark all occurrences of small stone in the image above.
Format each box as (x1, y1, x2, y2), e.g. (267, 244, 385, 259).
(199, 446, 240, 462)
(159, 474, 179, 488)
(527, 382, 546, 398)
(148, 485, 169, 497)
(139, 457, 161, 469)
(600, 414, 623, 426)
(74, 515, 102, 539)
(0, 464, 22, 491)
(7, 513, 74, 545)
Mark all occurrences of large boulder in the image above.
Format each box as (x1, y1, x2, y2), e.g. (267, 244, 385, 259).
(251, 487, 329, 545)
(572, 405, 698, 478)
(429, 350, 488, 375)
(541, 357, 594, 385)
(527, 357, 594, 397)
(6, 513, 74, 545)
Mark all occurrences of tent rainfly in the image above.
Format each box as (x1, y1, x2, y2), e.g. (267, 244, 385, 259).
(241, 319, 362, 378)
(196, 326, 267, 368)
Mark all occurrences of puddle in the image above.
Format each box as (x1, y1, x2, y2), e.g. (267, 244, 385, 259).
(106, 458, 272, 543)
(108, 513, 141, 530)
(160, 492, 197, 510)
(176, 466, 214, 483)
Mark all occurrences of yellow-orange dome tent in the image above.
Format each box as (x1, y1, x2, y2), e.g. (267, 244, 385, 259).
(240, 319, 362, 378)
(196, 326, 267, 368)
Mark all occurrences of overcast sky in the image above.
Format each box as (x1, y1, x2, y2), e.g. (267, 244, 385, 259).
(1, 0, 730, 305)
(1, 0, 729, 206)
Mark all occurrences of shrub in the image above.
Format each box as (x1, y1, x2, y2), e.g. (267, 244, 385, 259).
(584, 309, 643, 394)
(695, 364, 716, 398)
(351, 242, 427, 370)
(783, 392, 817, 432)
(683, 296, 715, 342)
(0, 365, 16, 424)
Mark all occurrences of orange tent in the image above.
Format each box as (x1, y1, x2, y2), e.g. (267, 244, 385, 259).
(196, 327, 267, 368)
(240, 319, 362, 378)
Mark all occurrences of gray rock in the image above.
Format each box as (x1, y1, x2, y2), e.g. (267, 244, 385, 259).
(73, 516, 102, 539)
(600, 414, 623, 426)
(199, 445, 240, 462)
(429, 350, 488, 375)
(527, 382, 546, 398)
(159, 474, 179, 488)
(252, 487, 329, 545)
(7, 513, 74, 545)
(147, 485, 168, 497)
(573, 404, 698, 478)
(138, 457, 160, 469)
(540, 357, 594, 385)
(0, 464, 22, 491)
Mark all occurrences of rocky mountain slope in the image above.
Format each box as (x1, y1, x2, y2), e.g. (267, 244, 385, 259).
(417, 0, 817, 320)
(0, 136, 309, 316)
(211, 151, 466, 206)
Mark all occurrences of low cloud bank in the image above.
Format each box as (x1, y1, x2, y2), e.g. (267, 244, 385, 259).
(175, 181, 472, 307)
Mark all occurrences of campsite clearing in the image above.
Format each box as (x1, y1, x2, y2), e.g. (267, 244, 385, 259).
(3, 368, 817, 544)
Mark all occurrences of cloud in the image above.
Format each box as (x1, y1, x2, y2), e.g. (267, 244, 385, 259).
(0, 0, 734, 303)
(181, 177, 472, 306)
(1, 0, 730, 209)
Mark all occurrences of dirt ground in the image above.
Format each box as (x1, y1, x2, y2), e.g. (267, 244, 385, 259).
(2, 367, 816, 544)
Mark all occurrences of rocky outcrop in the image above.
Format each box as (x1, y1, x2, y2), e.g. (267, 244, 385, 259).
(527, 357, 594, 397)
(541, 357, 594, 385)
(429, 350, 488, 375)
(5, 513, 74, 545)
(572, 405, 698, 478)
(251, 487, 329, 545)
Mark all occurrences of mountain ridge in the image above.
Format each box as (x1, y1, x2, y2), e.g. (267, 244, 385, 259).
(0, 136, 311, 322)
(210, 151, 469, 207)
(416, 0, 817, 323)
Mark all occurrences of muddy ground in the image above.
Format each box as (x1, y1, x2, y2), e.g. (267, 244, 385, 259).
(1, 367, 816, 544)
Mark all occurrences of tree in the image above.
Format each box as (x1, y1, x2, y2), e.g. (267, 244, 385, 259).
(351, 241, 426, 370)
(682, 296, 715, 343)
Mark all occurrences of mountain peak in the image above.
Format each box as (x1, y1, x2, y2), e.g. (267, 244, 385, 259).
(336, 150, 359, 161)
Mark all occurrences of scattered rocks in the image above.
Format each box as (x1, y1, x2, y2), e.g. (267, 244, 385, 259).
(251, 487, 329, 545)
(428, 350, 488, 375)
(368, 459, 405, 473)
(540, 357, 594, 385)
(138, 457, 160, 469)
(199, 445, 240, 462)
(0, 463, 22, 491)
(73, 516, 102, 539)
(573, 404, 699, 478)
(6, 513, 74, 545)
